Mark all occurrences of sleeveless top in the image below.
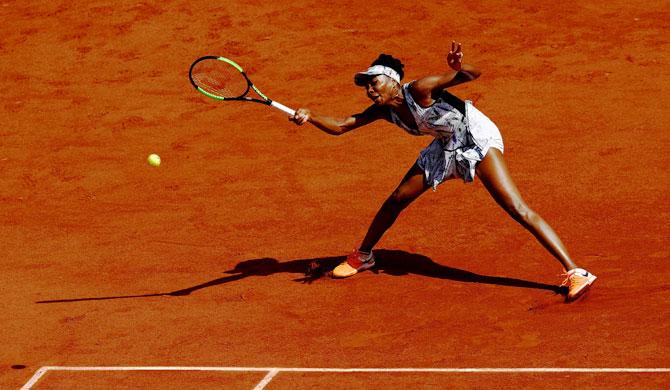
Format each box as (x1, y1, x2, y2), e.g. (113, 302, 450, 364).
(387, 82, 469, 141)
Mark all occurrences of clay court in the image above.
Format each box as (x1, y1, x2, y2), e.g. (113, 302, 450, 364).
(2, 0, 669, 388)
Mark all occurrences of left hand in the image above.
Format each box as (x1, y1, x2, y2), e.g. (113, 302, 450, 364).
(447, 41, 463, 71)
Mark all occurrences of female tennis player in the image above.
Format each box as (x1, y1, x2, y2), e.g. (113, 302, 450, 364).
(291, 42, 596, 301)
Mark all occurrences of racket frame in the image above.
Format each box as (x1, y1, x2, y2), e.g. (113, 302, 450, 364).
(188, 56, 295, 116)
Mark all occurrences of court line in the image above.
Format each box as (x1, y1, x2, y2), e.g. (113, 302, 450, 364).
(253, 368, 279, 390)
(22, 366, 670, 390)
(20, 367, 49, 390)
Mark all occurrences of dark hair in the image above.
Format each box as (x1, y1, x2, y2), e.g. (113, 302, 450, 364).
(371, 54, 405, 80)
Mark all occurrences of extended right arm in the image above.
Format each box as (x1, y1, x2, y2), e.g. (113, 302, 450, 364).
(291, 105, 385, 136)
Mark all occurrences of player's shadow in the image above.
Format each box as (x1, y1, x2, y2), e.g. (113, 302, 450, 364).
(36, 249, 565, 304)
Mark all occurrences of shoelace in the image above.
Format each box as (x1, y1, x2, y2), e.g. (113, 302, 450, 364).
(560, 270, 574, 287)
(561, 269, 591, 288)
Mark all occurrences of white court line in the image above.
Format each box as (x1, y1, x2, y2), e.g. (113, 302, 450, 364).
(253, 368, 279, 390)
(22, 366, 670, 390)
(20, 367, 49, 390)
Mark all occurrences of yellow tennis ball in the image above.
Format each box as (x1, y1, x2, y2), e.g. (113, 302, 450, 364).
(147, 153, 161, 167)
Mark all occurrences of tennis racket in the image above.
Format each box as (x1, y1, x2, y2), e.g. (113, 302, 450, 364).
(188, 56, 295, 116)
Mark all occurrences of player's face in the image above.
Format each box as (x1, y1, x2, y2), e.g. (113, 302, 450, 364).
(363, 75, 394, 105)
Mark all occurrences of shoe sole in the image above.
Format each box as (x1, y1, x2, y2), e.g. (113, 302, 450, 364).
(332, 260, 375, 278)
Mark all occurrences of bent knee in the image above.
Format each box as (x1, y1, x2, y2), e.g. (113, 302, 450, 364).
(386, 188, 414, 209)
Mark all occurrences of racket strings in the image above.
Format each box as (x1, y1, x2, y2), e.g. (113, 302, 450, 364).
(191, 60, 248, 99)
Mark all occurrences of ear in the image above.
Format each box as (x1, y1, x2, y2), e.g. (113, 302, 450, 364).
(391, 82, 402, 99)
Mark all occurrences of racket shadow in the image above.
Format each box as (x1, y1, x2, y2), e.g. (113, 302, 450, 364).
(35, 249, 564, 304)
(35, 258, 317, 304)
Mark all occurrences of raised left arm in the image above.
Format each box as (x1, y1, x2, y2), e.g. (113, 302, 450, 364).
(409, 41, 481, 105)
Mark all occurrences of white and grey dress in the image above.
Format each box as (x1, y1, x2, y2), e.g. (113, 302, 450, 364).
(385, 82, 505, 189)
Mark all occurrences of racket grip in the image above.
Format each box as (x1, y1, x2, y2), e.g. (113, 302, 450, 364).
(270, 101, 296, 117)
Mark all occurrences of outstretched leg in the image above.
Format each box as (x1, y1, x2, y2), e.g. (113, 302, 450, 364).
(475, 148, 578, 271)
(333, 163, 430, 278)
(359, 163, 431, 253)
(475, 148, 597, 301)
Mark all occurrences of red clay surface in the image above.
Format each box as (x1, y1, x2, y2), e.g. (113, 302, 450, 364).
(2, 0, 669, 388)
(28, 371, 266, 390)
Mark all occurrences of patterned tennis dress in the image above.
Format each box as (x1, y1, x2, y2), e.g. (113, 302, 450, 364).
(386, 82, 504, 189)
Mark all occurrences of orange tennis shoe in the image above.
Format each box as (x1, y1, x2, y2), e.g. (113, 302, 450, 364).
(332, 249, 375, 278)
(562, 268, 597, 301)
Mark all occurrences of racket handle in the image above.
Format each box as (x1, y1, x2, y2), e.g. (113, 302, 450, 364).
(270, 101, 296, 116)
